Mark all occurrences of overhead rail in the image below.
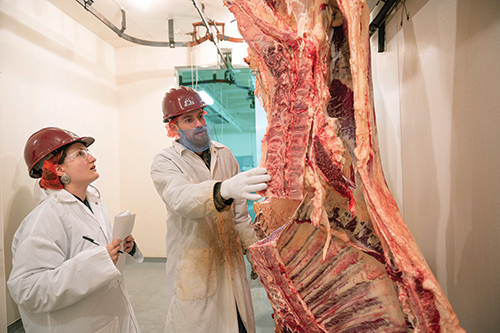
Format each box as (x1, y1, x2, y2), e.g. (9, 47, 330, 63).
(76, 0, 185, 47)
(189, 0, 253, 92)
(369, 0, 408, 52)
(75, 0, 245, 48)
(75, 0, 253, 90)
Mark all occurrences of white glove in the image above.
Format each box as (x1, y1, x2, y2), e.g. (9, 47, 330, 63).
(220, 167, 271, 201)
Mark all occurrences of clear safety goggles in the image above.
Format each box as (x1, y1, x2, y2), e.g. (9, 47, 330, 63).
(65, 148, 92, 162)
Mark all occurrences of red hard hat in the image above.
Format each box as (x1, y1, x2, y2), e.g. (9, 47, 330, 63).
(162, 86, 207, 123)
(24, 127, 95, 178)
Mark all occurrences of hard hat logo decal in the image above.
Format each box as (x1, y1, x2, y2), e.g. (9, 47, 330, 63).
(163, 86, 206, 123)
(184, 98, 195, 107)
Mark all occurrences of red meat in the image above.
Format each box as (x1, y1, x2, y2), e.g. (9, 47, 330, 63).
(225, 0, 465, 332)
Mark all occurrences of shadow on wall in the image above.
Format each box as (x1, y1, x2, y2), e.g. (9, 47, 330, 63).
(374, 90, 403, 209)
(399, 9, 440, 274)
(382, 0, 430, 48)
(3, 158, 34, 296)
(447, 0, 500, 332)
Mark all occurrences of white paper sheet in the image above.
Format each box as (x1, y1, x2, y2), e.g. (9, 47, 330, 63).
(113, 210, 136, 273)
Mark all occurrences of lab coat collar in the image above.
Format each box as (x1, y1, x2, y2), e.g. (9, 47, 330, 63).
(55, 189, 77, 203)
(55, 189, 100, 220)
(55, 189, 98, 203)
(54, 189, 111, 239)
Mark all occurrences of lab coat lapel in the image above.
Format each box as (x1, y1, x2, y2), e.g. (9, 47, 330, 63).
(56, 190, 111, 241)
(209, 141, 225, 179)
(173, 140, 211, 182)
(88, 194, 113, 241)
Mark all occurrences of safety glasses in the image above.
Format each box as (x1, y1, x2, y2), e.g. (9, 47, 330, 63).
(65, 148, 92, 162)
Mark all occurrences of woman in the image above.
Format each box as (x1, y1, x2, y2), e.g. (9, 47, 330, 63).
(8, 127, 142, 332)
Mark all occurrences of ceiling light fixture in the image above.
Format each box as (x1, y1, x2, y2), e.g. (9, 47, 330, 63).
(132, 0, 153, 10)
(198, 91, 214, 105)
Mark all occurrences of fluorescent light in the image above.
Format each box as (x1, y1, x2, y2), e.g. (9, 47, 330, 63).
(132, 0, 154, 10)
(198, 91, 214, 105)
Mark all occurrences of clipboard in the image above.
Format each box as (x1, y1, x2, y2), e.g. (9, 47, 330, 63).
(113, 210, 136, 273)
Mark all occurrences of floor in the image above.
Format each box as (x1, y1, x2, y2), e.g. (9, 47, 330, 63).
(123, 258, 276, 333)
(8, 257, 275, 333)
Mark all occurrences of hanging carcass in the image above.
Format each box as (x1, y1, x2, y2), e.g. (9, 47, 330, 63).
(224, 0, 465, 331)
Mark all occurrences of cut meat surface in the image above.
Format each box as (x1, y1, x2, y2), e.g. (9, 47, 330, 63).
(251, 216, 409, 332)
(224, 0, 465, 332)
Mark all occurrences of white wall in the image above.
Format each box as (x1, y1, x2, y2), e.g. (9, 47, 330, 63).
(372, 0, 500, 331)
(115, 45, 185, 258)
(0, 0, 120, 327)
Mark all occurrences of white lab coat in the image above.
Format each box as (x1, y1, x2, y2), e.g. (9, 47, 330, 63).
(7, 189, 143, 333)
(150, 140, 257, 333)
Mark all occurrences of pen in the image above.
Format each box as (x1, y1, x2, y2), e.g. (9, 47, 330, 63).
(82, 236, 123, 254)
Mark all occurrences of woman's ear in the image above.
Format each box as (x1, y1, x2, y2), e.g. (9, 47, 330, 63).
(55, 164, 66, 177)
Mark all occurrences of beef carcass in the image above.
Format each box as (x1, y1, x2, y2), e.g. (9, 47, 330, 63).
(224, 0, 465, 332)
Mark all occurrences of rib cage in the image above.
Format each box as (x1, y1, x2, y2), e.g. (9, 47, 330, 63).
(224, 0, 465, 331)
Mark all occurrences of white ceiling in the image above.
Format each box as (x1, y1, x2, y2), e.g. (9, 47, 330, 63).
(48, 0, 239, 48)
(48, 0, 379, 49)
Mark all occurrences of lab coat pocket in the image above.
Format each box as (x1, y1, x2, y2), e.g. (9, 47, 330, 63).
(94, 317, 120, 333)
(177, 247, 217, 301)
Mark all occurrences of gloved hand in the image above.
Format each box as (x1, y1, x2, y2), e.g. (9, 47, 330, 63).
(220, 167, 271, 201)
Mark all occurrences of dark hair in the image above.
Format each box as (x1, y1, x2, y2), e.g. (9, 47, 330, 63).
(56, 148, 68, 165)
(30, 141, 84, 177)
(56, 141, 85, 164)
(164, 115, 181, 124)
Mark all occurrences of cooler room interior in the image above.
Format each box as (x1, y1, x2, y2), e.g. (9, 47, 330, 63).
(1, 0, 499, 332)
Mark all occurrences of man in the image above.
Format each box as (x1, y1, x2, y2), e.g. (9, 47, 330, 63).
(150, 86, 270, 333)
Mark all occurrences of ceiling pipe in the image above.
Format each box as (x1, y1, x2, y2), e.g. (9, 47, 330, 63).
(190, 0, 230, 69)
(75, 0, 243, 48)
(120, 7, 126, 33)
(74, 0, 253, 91)
(76, 0, 189, 47)
(188, 0, 253, 92)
